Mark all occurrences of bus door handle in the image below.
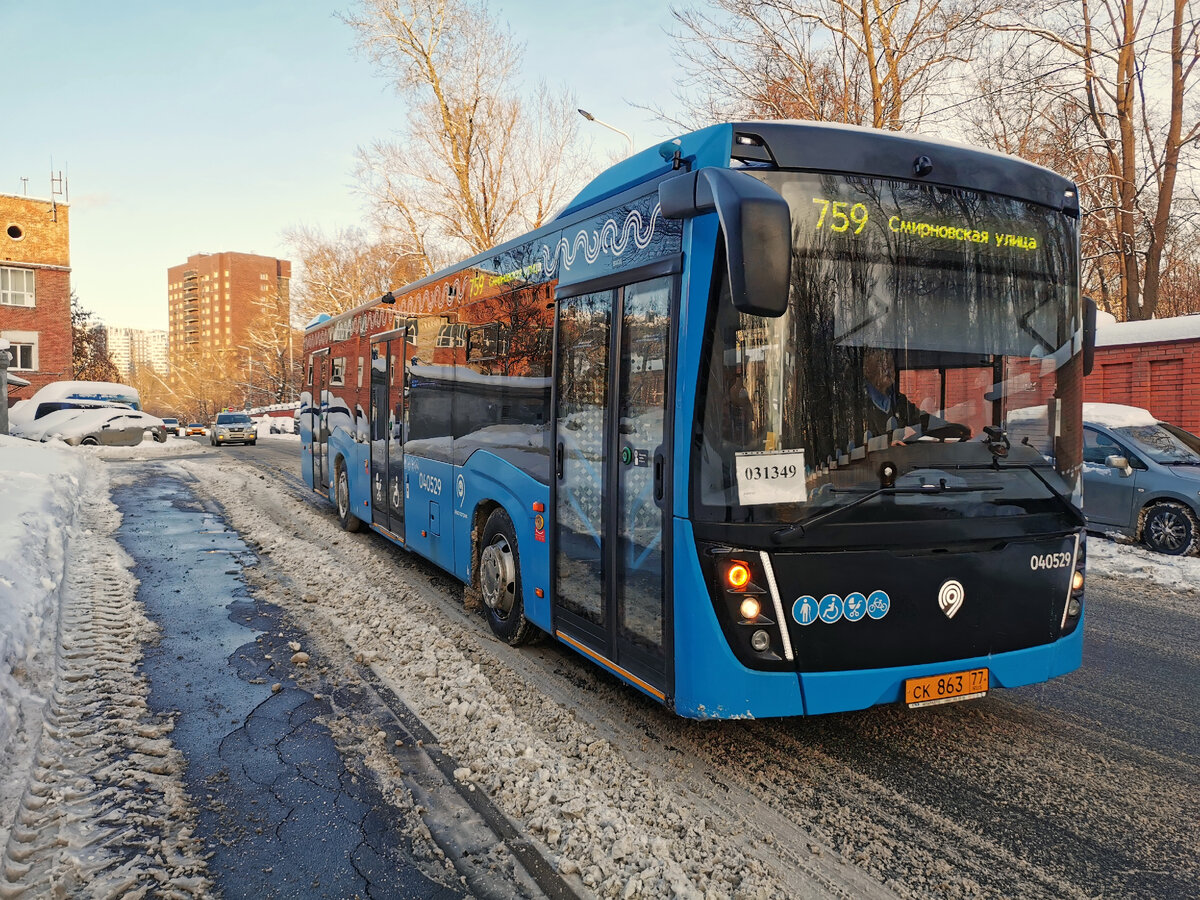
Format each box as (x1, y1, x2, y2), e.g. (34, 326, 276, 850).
(556, 441, 564, 480)
(653, 449, 665, 504)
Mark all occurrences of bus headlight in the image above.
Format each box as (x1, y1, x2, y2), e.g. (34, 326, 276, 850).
(739, 596, 762, 621)
(1071, 570, 1084, 593)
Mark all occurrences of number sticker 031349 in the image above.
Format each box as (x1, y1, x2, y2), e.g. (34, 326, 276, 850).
(734, 449, 808, 506)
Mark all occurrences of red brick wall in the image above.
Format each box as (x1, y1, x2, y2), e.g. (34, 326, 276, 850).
(1, 195, 73, 403)
(1084, 339, 1200, 434)
(1, 267, 73, 395)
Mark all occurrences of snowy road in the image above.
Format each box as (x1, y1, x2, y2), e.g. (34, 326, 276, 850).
(196, 442, 1200, 899)
(2, 436, 1198, 898)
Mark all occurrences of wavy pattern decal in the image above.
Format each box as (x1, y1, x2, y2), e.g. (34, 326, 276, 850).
(541, 203, 662, 277)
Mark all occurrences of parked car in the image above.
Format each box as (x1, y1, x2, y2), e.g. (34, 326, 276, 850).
(210, 412, 256, 447)
(161, 417, 182, 436)
(13, 407, 166, 447)
(1082, 403, 1200, 555)
(186, 423, 206, 436)
(8, 381, 143, 430)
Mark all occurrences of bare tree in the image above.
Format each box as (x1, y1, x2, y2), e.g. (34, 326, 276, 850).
(286, 225, 423, 323)
(664, 0, 1000, 130)
(70, 294, 120, 382)
(961, 41, 1130, 314)
(245, 282, 303, 405)
(342, 0, 593, 268)
(989, 0, 1200, 320)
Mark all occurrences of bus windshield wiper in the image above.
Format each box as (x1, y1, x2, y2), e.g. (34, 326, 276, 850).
(771, 482, 1000, 544)
(949, 463, 1086, 527)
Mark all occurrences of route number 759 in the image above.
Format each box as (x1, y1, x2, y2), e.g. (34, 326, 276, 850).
(812, 198, 869, 235)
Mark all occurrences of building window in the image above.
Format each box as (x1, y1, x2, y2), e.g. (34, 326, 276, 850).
(1, 331, 37, 370)
(0, 266, 35, 307)
(8, 342, 35, 369)
(330, 356, 345, 386)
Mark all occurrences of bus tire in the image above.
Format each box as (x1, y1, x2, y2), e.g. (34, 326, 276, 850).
(479, 508, 532, 646)
(335, 459, 362, 533)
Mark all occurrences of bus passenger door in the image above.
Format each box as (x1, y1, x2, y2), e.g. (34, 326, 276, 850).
(312, 350, 329, 496)
(553, 277, 673, 696)
(369, 334, 406, 538)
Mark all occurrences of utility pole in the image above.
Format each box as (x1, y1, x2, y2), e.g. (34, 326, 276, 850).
(0, 342, 10, 434)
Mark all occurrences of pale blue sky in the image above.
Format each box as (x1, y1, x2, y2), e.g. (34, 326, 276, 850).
(1, 0, 685, 329)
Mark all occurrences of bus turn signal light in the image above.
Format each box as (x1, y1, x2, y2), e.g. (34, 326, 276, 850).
(1072, 570, 1084, 592)
(726, 561, 751, 589)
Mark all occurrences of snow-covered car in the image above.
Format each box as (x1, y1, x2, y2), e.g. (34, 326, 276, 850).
(1082, 403, 1200, 555)
(13, 407, 167, 447)
(9, 381, 143, 430)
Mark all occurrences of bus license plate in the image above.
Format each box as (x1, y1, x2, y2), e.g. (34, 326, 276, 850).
(905, 668, 988, 708)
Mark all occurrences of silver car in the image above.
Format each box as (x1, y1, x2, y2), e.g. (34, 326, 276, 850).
(210, 412, 257, 447)
(13, 406, 167, 446)
(1082, 403, 1200, 555)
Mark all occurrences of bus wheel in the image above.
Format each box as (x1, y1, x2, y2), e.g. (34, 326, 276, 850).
(479, 509, 532, 646)
(335, 460, 362, 533)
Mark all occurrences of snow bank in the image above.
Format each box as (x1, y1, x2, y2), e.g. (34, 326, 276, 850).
(0, 435, 90, 757)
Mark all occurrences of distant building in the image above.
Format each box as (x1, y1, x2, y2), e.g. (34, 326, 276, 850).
(167, 251, 291, 375)
(106, 325, 169, 377)
(0, 193, 71, 402)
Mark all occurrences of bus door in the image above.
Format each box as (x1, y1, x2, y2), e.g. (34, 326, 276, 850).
(311, 349, 329, 496)
(369, 331, 407, 538)
(553, 276, 674, 695)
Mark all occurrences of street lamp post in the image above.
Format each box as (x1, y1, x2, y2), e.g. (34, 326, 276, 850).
(577, 108, 634, 157)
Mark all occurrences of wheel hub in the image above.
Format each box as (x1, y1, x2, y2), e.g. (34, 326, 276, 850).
(1149, 512, 1185, 550)
(337, 472, 349, 515)
(480, 538, 515, 613)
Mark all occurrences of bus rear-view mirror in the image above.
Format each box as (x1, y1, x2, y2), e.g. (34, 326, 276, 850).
(660, 167, 791, 318)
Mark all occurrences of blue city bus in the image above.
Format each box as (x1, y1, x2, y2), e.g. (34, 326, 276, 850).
(301, 121, 1094, 718)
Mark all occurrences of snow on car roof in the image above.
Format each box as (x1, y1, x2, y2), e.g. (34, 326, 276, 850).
(1082, 403, 1158, 427)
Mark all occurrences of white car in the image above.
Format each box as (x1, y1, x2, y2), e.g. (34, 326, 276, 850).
(13, 407, 167, 446)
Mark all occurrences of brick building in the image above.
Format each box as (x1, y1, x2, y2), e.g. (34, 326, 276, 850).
(0, 193, 71, 402)
(166, 251, 291, 376)
(1084, 315, 1200, 434)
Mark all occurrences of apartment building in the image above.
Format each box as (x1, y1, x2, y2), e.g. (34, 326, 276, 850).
(166, 251, 291, 371)
(0, 193, 71, 400)
(106, 325, 169, 377)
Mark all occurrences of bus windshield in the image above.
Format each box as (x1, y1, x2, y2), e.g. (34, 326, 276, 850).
(695, 170, 1082, 529)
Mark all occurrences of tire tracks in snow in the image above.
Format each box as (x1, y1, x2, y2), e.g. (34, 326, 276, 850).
(0, 474, 209, 898)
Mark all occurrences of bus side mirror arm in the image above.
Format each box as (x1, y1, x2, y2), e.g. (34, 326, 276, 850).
(1083, 296, 1097, 376)
(660, 168, 791, 318)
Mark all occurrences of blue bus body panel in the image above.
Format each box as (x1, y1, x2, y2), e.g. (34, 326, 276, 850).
(672, 520, 807, 719)
(452, 451, 552, 630)
(557, 125, 735, 219)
